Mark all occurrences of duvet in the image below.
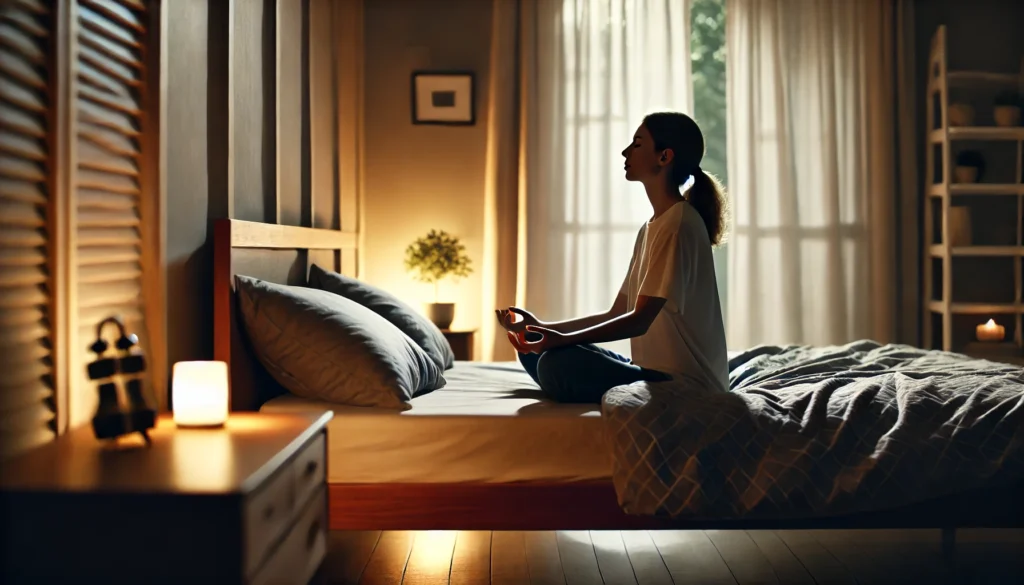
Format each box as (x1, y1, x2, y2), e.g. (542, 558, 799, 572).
(602, 340, 1024, 519)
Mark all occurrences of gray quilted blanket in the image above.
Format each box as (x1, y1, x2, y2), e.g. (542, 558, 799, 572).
(602, 340, 1024, 519)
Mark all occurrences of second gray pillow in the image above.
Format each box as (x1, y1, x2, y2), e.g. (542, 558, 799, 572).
(235, 275, 446, 409)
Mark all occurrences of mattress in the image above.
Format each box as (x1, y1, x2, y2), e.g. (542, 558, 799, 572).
(260, 361, 612, 484)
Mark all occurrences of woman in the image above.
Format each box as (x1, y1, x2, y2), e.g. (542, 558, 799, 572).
(495, 112, 729, 403)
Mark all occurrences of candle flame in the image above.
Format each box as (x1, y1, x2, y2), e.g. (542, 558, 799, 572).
(985, 319, 996, 327)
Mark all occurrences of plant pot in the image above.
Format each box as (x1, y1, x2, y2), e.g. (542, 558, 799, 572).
(948, 103, 975, 126)
(994, 105, 1021, 127)
(426, 302, 455, 329)
(954, 165, 979, 184)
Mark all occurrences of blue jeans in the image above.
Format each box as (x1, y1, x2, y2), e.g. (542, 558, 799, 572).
(517, 333, 671, 404)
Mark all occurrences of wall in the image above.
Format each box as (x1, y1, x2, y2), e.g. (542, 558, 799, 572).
(361, 0, 493, 344)
(162, 0, 318, 385)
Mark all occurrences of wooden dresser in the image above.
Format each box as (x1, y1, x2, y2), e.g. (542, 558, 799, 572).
(0, 411, 332, 585)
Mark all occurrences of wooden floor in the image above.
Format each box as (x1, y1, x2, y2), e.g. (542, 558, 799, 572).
(311, 528, 1024, 584)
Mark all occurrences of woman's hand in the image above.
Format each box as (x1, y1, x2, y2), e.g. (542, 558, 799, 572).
(507, 325, 568, 354)
(495, 306, 540, 334)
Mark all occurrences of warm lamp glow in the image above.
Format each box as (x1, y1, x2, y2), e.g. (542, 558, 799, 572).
(172, 361, 229, 427)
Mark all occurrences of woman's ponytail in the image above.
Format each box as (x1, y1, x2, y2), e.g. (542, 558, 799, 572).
(687, 169, 728, 247)
(642, 112, 728, 247)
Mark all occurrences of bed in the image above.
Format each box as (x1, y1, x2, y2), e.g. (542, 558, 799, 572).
(213, 218, 1023, 549)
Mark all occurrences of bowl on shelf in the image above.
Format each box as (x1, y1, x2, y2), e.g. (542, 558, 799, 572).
(948, 103, 975, 126)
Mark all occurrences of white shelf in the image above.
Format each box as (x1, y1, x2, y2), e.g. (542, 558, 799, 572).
(930, 127, 1024, 142)
(929, 183, 1024, 197)
(930, 245, 1024, 257)
(928, 301, 1023, 315)
(922, 26, 1024, 352)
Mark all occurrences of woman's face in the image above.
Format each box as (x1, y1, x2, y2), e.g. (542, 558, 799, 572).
(621, 123, 672, 183)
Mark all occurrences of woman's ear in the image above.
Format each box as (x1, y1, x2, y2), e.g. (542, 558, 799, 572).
(659, 149, 675, 166)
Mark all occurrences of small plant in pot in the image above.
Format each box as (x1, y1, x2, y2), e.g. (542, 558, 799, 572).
(993, 90, 1022, 127)
(954, 150, 984, 184)
(404, 229, 473, 329)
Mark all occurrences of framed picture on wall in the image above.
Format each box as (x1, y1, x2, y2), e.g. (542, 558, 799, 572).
(411, 71, 475, 126)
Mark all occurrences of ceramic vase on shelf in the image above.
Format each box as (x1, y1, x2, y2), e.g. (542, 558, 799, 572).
(949, 206, 972, 247)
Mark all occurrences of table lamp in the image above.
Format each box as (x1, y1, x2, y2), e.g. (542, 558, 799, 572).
(172, 361, 229, 427)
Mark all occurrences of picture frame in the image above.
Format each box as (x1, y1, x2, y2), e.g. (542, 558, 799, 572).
(411, 71, 476, 126)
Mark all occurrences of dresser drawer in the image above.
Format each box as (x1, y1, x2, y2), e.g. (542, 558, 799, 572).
(244, 432, 325, 577)
(252, 486, 327, 585)
(244, 461, 296, 576)
(293, 433, 325, 509)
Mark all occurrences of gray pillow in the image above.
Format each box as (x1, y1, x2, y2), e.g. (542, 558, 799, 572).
(235, 275, 446, 409)
(307, 264, 455, 370)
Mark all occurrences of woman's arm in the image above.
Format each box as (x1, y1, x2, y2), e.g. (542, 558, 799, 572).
(541, 293, 629, 334)
(511, 296, 665, 353)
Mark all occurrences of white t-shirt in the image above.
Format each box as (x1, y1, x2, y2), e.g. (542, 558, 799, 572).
(618, 200, 729, 393)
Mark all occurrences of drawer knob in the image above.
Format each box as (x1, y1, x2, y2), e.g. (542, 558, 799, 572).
(263, 505, 274, 520)
(304, 460, 318, 476)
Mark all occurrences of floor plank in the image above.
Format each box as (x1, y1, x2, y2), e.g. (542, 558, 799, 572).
(359, 531, 415, 585)
(619, 531, 673, 585)
(705, 530, 778, 585)
(772, 530, 855, 585)
(491, 531, 530, 585)
(312, 530, 381, 585)
(744, 531, 813, 585)
(524, 531, 566, 585)
(449, 531, 491, 585)
(556, 531, 604, 585)
(403, 531, 458, 585)
(589, 531, 638, 585)
(649, 530, 736, 585)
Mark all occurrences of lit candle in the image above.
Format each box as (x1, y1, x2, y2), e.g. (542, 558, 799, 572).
(172, 361, 230, 427)
(976, 319, 1005, 342)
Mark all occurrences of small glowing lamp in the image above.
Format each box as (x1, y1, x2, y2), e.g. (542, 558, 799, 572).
(172, 361, 229, 427)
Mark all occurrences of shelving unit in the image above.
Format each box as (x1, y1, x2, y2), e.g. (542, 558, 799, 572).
(923, 26, 1024, 358)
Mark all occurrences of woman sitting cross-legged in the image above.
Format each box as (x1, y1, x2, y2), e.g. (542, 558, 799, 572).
(496, 112, 730, 404)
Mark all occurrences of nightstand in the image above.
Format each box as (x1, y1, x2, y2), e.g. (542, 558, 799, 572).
(443, 329, 477, 360)
(0, 411, 332, 585)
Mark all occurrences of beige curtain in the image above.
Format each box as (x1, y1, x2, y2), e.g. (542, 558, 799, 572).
(726, 0, 898, 348)
(481, 0, 694, 361)
(480, 0, 534, 362)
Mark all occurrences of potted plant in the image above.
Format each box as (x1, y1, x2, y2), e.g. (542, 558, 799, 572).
(954, 150, 984, 184)
(404, 229, 473, 329)
(993, 90, 1022, 127)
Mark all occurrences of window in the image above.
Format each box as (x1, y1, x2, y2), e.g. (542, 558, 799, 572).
(548, 0, 727, 356)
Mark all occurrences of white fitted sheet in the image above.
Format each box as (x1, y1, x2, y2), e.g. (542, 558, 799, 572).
(259, 361, 612, 484)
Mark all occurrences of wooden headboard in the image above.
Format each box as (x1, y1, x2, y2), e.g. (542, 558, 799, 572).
(212, 219, 358, 411)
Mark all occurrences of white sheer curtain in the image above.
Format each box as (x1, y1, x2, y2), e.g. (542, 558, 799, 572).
(522, 0, 694, 357)
(725, 0, 898, 348)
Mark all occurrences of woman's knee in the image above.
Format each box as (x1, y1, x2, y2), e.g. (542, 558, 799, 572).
(536, 348, 581, 402)
(536, 350, 577, 401)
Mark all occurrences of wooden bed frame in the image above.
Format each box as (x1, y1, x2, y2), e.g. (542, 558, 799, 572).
(213, 218, 1023, 545)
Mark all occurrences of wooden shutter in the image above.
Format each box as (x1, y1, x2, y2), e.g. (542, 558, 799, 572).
(0, 0, 57, 457)
(70, 0, 154, 426)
